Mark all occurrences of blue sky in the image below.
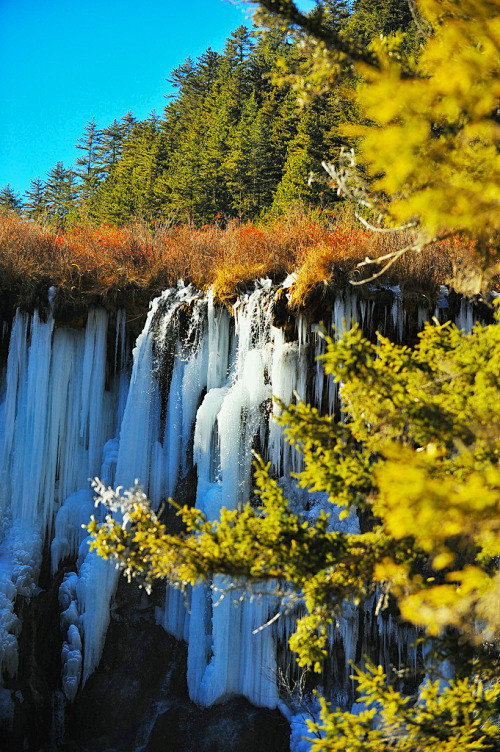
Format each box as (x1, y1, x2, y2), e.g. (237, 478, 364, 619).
(0, 0, 316, 198)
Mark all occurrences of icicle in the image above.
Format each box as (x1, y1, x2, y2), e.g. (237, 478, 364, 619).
(0, 520, 42, 683)
(456, 298, 474, 333)
(296, 315, 308, 353)
(194, 387, 228, 496)
(114, 309, 127, 373)
(10, 311, 54, 524)
(269, 327, 300, 477)
(417, 306, 428, 331)
(76, 546, 120, 686)
(157, 586, 191, 643)
(312, 325, 326, 413)
(186, 583, 213, 703)
(67, 301, 161, 693)
(114, 299, 162, 496)
(434, 285, 449, 324)
(50, 490, 94, 575)
(207, 290, 230, 390)
(0, 311, 29, 508)
(163, 352, 184, 500)
(180, 328, 208, 475)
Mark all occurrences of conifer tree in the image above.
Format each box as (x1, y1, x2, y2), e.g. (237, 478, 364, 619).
(96, 118, 126, 179)
(45, 162, 78, 229)
(273, 106, 322, 206)
(346, 0, 415, 45)
(93, 114, 162, 224)
(75, 118, 103, 203)
(223, 93, 261, 217)
(0, 184, 22, 214)
(161, 51, 222, 221)
(23, 177, 48, 221)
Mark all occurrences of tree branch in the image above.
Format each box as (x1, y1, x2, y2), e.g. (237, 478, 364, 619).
(250, 0, 380, 69)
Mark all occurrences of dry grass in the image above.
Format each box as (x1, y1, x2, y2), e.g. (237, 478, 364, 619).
(0, 210, 484, 318)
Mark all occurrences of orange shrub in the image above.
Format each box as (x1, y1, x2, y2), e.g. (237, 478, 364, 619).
(0, 211, 486, 315)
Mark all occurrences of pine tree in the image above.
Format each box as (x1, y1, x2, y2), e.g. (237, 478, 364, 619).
(159, 51, 222, 221)
(23, 177, 48, 221)
(45, 162, 78, 229)
(192, 27, 257, 219)
(96, 118, 126, 179)
(75, 118, 103, 203)
(223, 93, 261, 217)
(346, 0, 415, 45)
(0, 184, 22, 214)
(93, 114, 162, 224)
(273, 100, 338, 210)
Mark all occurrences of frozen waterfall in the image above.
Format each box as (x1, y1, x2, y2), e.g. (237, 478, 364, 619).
(0, 281, 484, 726)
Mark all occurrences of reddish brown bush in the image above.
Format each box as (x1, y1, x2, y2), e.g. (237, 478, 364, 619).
(0, 211, 484, 313)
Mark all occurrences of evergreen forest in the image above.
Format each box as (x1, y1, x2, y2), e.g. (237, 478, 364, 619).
(1, 0, 419, 228)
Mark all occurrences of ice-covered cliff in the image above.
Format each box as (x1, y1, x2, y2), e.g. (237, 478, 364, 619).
(0, 281, 485, 749)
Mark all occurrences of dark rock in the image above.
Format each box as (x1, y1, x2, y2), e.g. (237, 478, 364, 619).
(146, 697, 290, 752)
(0, 561, 64, 752)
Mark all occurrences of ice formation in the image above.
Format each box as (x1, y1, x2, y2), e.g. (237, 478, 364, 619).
(0, 281, 484, 733)
(0, 307, 122, 705)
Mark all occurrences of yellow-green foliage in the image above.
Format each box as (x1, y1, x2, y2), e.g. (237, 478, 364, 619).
(308, 664, 500, 751)
(256, 0, 500, 262)
(90, 311, 500, 748)
(353, 1, 500, 244)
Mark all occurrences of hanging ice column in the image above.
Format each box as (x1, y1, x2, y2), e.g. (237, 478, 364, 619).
(158, 283, 483, 711)
(58, 284, 210, 701)
(158, 283, 401, 709)
(0, 280, 483, 722)
(188, 285, 281, 708)
(0, 306, 120, 706)
(57, 292, 170, 699)
(158, 283, 310, 709)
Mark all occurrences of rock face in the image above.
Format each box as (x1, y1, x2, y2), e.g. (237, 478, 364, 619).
(65, 579, 183, 751)
(146, 698, 290, 752)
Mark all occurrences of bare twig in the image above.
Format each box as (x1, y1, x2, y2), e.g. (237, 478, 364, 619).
(354, 212, 418, 234)
(407, 0, 433, 38)
(252, 609, 283, 634)
(322, 156, 373, 209)
(350, 242, 422, 285)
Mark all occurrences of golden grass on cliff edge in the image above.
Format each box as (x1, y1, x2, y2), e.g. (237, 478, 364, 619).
(0, 211, 480, 312)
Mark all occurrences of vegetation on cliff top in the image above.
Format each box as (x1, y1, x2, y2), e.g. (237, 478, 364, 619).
(1, 0, 496, 309)
(0, 210, 480, 315)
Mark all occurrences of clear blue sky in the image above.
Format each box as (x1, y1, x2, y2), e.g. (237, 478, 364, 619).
(0, 0, 315, 198)
(0, 1, 233, 196)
